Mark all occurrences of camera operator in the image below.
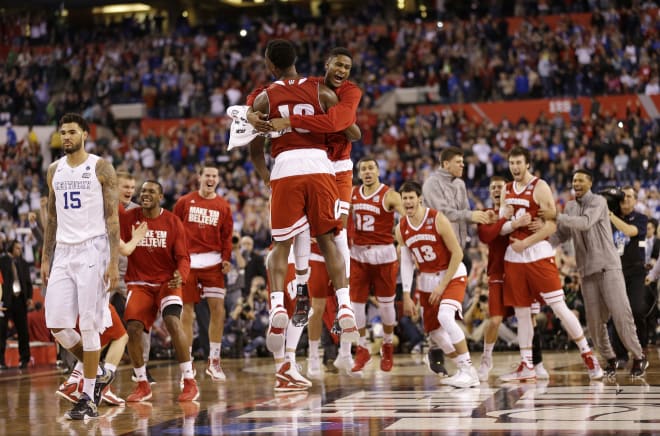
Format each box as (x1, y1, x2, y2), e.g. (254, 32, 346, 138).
(608, 185, 653, 368)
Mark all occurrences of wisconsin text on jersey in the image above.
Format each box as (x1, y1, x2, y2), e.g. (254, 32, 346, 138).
(405, 234, 437, 245)
(353, 203, 381, 214)
(187, 207, 220, 226)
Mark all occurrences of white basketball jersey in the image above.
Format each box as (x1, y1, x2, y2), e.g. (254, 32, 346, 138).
(52, 154, 107, 244)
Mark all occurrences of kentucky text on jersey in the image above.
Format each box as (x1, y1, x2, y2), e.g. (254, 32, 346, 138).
(187, 207, 220, 226)
(53, 180, 92, 190)
(405, 234, 437, 245)
(353, 203, 381, 214)
(137, 230, 168, 248)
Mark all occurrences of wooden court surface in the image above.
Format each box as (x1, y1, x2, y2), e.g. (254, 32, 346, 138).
(1, 349, 659, 435)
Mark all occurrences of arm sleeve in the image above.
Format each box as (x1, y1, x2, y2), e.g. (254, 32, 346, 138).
(289, 85, 361, 132)
(220, 202, 234, 263)
(400, 245, 415, 293)
(173, 218, 191, 282)
(556, 199, 605, 231)
(478, 217, 508, 244)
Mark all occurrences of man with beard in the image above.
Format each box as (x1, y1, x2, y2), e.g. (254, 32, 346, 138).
(41, 113, 121, 420)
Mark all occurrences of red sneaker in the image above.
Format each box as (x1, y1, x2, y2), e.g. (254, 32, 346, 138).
(380, 343, 394, 372)
(126, 380, 153, 402)
(352, 345, 372, 372)
(178, 378, 200, 402)
(55, 381, 81, 404)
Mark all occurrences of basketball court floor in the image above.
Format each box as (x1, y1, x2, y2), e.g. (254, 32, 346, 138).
(1, 349, 659, 435)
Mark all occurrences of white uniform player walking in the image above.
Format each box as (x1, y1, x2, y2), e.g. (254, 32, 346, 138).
(41, 113, 121, 420)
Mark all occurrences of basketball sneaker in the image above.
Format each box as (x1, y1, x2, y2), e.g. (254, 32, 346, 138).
(426, 348, 449, 377)
(352, 345, 372, 372)
(630, 355, 649, 378)
(337, 305, 359, 344)
(179, 368, 197, 390)
(291, 283, 310, 327)
(534, 362, 550, 380)
(334, 354, 362, 376)
(274, 378, 308, 392)
(266, 305, 288, 352)
(581, 352, 603, 380)
(442, 365, 480, 388)
(65, 393, 98, 420)
(93, 368, 115, 406)
(499, 362, 536, 382)
(306, 356, 322, 379)
(604, 358, 617, 377)
(178, 378, 200, 402)
(277, 361, 312, 387)
(206, 358, 226, 381)
(380, 343, 394, 372)
(477, 355, 493, 382)
(56, 380, 82, 404)
(126, 380, 153, 402)
(102, 386, 125, 406)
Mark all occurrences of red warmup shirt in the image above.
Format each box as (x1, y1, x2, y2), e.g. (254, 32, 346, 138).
(477, 208, 509, 279)
(399, 208, 452, 273)
(172, 191, 233, 262)
(120, 208, 191, 284)
(288, 78, 362, 162)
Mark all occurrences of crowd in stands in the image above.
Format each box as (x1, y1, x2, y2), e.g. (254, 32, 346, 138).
(0, 3, 658, 360)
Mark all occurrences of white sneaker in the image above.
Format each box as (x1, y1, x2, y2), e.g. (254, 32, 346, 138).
(534, 362, 549, 380)
(334, 354, 361, 376)
(276, 361, 312, 387)
(206, 358, 227, 381)
(267, 305, 289, 352)
(499, 362, 536, 382)
(442, 365, 480, 388)
(582, 352, 603, 380)
(477, 356, 493, 382)
(306, 356, 322, 379)
(337, 305, 359, 344)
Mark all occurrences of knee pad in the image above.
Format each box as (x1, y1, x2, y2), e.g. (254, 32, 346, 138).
(437, 304, 465, 344)
(352, 302, 366, 329)
(162, 303, 183, 319)
(377, 296, 396, 326)
(52, 328, 81, 350)
(81, 329, 101, 351)
(548, 299, 583, 339)
(429, 327, 455, 354)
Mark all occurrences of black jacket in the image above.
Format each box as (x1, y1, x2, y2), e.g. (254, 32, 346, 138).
(0, 254, 33, 306)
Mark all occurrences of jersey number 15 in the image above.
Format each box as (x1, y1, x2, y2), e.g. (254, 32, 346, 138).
(63, 191, 81, 209)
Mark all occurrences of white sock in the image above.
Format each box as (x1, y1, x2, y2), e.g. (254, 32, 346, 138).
(82, 378, 96, 399)
(309, 340, 320, 359)
(134, 365, 147, 381)
(210, 342, 221, 360)
(358, 335, 368, 348)
(180, 360, 195, 379)
(104, 363, 117, 374)
(339, 341, 351, 357)
(383, 332, 393, 344)
(68, 362, 84, 383)
(483, 342, 495, 360)
(336, 288, 350, 307)
(576, 337, 591, 354)
(271, 291, 284, 309)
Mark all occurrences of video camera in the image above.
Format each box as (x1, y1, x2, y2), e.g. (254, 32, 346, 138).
(598, 187, 624, 216)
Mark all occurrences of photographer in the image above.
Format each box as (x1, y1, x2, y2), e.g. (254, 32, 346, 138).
(541, 171, 646, 376)
(607, 185, 652, 371)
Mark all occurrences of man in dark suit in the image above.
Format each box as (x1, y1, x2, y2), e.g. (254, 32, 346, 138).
(0, 240, 33, 368)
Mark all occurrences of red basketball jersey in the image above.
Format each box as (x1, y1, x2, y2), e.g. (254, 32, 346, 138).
(266, 78, 328, 158)
(504, 177, 541, 241)
(351, 184, 395, 246)
(399, 208, 451, 273)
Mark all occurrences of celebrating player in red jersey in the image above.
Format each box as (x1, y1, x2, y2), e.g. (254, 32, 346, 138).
(120, 180, 199, 402)
(396, 181, 479, 388)
(336, 157, 403, 374)
(249, 39, 357, 388)
(499, 146, 602, 382)
(173, 165, 233, 382)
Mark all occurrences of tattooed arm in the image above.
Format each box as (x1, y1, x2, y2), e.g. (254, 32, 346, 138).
(40, 162, 59, 287)
(97, 159, 120, 291)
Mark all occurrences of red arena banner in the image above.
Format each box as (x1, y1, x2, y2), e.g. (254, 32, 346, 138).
(416, 94, 654, 125)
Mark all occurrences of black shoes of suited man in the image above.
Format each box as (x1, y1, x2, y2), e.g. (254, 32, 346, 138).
(0, 361, 30, 370)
